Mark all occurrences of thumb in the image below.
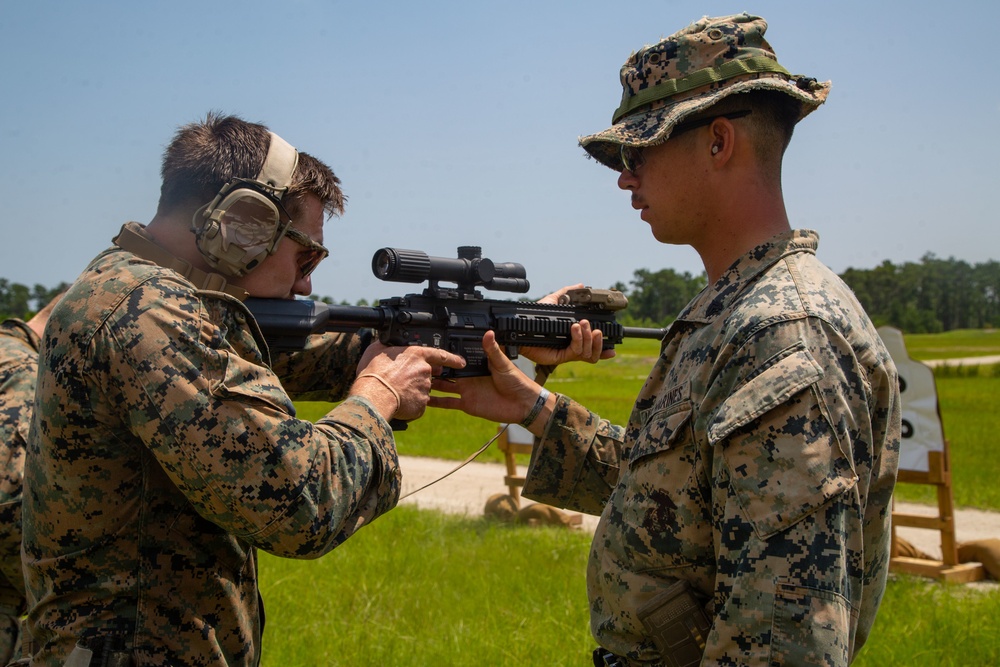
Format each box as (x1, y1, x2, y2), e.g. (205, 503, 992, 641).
(482, 330, 516, 374)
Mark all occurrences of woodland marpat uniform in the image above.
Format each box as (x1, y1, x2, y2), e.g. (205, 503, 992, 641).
(0, 319, 38, 663)
(523, 231, 900, 665)
(23, 223, 399, 666)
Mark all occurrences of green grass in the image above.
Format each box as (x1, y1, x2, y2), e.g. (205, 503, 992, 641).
(903, 328, 1000, 361)
(259, 506, 594, 666)
(891, 374, 1000, 509)
(258, 507, 1000, 666)
(854, 576, 1000, 665)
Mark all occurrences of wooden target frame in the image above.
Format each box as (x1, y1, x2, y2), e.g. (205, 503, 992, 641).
(879, 327, 985, 583)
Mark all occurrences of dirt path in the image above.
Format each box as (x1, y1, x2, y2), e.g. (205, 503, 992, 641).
(398, 455, 1000, 566)
(398, 353, 999, 580)
(922, 354, 1000, 368)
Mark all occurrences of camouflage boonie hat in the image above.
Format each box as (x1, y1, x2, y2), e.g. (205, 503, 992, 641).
(580, 13, 831, 170)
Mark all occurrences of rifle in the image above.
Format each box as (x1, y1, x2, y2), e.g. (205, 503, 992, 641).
(246, 246, 667, 378)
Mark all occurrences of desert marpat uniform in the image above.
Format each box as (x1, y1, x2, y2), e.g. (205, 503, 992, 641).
(0, 319, 38, 664)
(523, 230, 900, 666)
(23, 223, 399, 666)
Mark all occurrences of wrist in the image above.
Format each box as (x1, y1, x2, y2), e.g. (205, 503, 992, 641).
(520, 388, 551, 428)
(354, 373, 401, 418)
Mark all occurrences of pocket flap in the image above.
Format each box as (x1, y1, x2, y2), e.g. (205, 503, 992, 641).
(628, 402, 693, 465)
(708, 346, 823, 445)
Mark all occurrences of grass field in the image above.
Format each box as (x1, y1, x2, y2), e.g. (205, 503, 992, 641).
(901, 328, 1000, 361)
(297, 333, 1000, 510)
(259, 507, 1000, 666)
(272, 331, 1000, 664)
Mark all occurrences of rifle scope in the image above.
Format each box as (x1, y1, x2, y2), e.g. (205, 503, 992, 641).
(371, 246, 530, 294)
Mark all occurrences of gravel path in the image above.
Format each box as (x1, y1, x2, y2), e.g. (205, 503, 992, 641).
(398, 455, 1000, 566)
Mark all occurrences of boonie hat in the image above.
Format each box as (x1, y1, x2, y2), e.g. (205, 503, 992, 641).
(580, 13, 831, 171)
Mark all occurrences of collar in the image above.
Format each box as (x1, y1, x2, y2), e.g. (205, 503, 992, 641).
(112, 222, 249, 301)
(679, 229, 820, 323)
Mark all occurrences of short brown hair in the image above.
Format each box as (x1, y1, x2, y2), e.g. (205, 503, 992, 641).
(693, 91, 801, 177)
(156, 112, 345, 219)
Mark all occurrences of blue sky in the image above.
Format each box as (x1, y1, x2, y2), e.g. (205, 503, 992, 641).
(2, 0, 997, 304)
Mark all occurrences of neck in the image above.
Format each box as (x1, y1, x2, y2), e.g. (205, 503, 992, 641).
(145, 212, 216, 274)
(695, 170, 789, 283)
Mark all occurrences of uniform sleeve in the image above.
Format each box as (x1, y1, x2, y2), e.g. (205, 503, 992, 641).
(101, 284, 399, 559)
(267, 330, 368, 402)
(521, 393, 625, 515)
(0, 330, 37, 581)
(701, 337, 864, 666)
(0, 351, 36, 484)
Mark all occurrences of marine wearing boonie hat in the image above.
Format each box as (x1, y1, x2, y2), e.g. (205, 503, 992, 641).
(580, 12, 831, 171)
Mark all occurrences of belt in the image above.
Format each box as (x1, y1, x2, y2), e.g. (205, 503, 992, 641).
(592, 647, 626, 667)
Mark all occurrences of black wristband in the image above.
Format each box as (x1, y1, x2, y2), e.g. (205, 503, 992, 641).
(520, 388, 551, 428)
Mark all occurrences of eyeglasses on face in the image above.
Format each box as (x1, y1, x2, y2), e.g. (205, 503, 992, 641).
(283, 226, 329, 277)
(618, 109, 752, 173)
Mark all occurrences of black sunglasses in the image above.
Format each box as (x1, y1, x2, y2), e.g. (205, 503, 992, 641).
(619, 110, 752, 173)
(283, 227, 330, 278)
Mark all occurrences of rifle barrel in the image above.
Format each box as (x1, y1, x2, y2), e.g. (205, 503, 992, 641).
(623, 326, 667, 340)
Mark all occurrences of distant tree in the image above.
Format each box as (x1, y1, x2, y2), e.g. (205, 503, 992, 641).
(839, 256, 1000, 333)
(621, 268, 707, 326)
(0, 280, 69, 320)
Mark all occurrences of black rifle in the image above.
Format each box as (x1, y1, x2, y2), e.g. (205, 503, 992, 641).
(247, 246, 667, 378)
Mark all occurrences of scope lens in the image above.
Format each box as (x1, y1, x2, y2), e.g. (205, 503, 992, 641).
(373, 250, 393, 279)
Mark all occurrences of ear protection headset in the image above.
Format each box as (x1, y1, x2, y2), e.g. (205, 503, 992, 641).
(191, 132, 300, 277)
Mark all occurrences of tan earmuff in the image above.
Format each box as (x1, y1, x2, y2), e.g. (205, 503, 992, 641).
(192, 132, 299, 277)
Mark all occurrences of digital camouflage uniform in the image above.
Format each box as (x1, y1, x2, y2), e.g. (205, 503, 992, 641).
(522, 231, 900, 666)
(23, 222, 399, 666)
(0, 319, 38, 664)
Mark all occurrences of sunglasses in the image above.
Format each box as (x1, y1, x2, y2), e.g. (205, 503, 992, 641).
(283, 226, 329, 277)
(619, 109, 752, 173)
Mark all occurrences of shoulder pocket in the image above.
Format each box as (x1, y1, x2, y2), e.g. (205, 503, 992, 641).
(713, 345, 857, 538)
(708, 345, 823, 444)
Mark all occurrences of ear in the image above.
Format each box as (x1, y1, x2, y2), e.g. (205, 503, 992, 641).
(708, 117, 736, 164)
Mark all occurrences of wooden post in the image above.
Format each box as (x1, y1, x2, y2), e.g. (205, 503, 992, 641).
(890, 445, 985, 583)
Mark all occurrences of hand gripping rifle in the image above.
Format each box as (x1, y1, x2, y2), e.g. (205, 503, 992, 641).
(246, 246, 667, 378)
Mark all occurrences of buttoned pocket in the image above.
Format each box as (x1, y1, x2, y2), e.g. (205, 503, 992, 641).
(713, 345, 857, 539)
(618, 402, 711, 571)
(628, 400, 693, 465)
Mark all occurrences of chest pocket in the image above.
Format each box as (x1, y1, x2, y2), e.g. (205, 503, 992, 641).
(617, 402, 711, 571)
(628, 400, 693, 465)
(711, 345, 858, 539)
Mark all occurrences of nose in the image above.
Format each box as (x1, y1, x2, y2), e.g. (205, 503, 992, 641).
(618, 168, 638, 191)
(292, 274, 312, 297)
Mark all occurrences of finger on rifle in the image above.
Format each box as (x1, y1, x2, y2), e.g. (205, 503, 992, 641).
(482, 330, 515, 373)
(579, 319, 598, 362)
(431, 348, 466, 369)
(537, 282, 585, 305)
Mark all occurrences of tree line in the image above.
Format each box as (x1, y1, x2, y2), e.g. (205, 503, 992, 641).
(0, 280, 70, 321)
(3, 255, 998, 334)
(616, 254, 1000, 333)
